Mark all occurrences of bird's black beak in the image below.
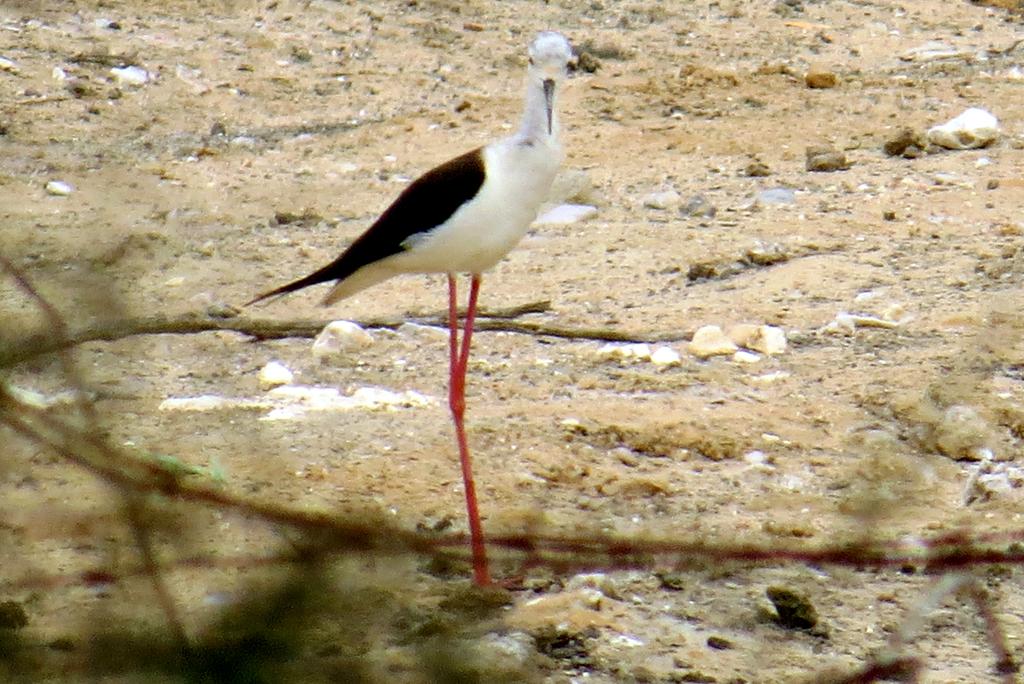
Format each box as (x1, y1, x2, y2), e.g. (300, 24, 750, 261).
(543, 78, 555, 135)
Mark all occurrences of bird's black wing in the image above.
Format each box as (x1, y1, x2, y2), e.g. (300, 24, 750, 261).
(246, 147, 486, 306)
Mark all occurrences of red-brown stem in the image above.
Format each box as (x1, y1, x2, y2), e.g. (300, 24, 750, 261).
(447, 274, 490, 585)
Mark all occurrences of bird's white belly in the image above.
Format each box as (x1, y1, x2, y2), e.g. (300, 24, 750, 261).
(394, 140, 561, 274)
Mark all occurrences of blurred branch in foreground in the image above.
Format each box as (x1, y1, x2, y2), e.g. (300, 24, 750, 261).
(0, 254, 1019, 683)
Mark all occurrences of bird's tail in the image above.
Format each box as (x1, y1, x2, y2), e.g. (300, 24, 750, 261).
(243, 257, 349, 307)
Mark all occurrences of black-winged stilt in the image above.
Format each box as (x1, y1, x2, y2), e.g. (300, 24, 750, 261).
(246, 32, 574, 585)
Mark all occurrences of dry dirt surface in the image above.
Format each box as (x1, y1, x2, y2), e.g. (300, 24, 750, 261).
(4, 0, 1024, 682)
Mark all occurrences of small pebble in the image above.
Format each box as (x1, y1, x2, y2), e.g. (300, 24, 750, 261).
(766, 586, 818, 630)
(805, 69, 838, 89)
(258, 361, 294, 390)
(679, 194, 717, 218)
(935, 405, 991, 460)
(733, 350, 761, 364)
(743, 450, 769, 466)
(744, 160, 771, 177)
(706, 635, 734, 650)
(727, 324, 786, 355)
(805, 145, 849, 172)
(312, 320, 374, 360)
(534, 203, 598, 226)
(688, 325, 738, 358)
(751, 325, 787, 355)
(397, 322, 448, 342)
(110, 65, 150, 87)
(883, 128, 928, 158)
(642, 190, 681, 210)
(596, 343, 651, 361)
(757, 187, 796, 205)
(650, 346, 682, 367)
(45, 180, 73, 196)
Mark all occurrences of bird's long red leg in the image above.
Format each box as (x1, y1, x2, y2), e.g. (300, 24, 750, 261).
(447, 273, 490, 585)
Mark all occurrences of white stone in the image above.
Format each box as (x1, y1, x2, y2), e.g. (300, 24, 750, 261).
(533, 203, 598, 226)
(596, 342, 651, 361)
(688, 325, 738, 358)
(822, 312, 857, 335)
(900, 41, 966, 62)
(397, 321, 448, 341)
(743, 450, 769, 465)
(733, 350, 761, 364)
(258, 361, 294, 390)
(749, 325, 787, 355)
(110, 65, 150, 87)
(312, 320, 374, 360)
(0, 56, 19, 73)
(642, 190, 681, 210)
(650, 346, 681, 367)
(927, 107, 999, 150)
(45, 180, 73, 196)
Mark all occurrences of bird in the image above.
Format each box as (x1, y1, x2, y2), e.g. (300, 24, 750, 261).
(245, 32, 574, 586)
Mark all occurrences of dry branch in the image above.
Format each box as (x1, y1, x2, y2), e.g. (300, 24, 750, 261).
(0, 301, 682, 367)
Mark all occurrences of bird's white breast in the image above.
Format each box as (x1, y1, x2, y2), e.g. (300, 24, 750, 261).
(396, 137, 563, 274)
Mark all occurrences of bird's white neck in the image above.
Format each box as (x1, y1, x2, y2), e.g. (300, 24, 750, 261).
(514, 76, 559, 146)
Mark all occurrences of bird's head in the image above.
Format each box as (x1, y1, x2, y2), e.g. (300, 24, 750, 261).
(527, 31, 573, 135)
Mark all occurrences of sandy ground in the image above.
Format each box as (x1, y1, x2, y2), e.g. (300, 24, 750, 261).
(3, 0, 1024, 681)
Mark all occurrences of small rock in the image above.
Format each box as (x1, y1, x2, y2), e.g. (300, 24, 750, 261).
(534, 203, 598, 226)
(729, 324, 787, 354)
(258, 361, 294, 390)
(744, 160, 771, 177)
(750, 325, 787, 355)
(883, 128, 929, 158)
(642, 190, 681, 210)
(312, 320, 374, 360)
(688, 325, 738, 358)
(757, 187, 796, 205)
(935, 405, 991, 460)
(733, 350, 761, 364)
(743, 450, 769, 466)
(927, 107, 999, 150)
(900, 41, 965, 62)
(650, 346, 682, 367)
(805, 145, 849, 172)
(804, 69, 837, 89)
(0, 56, 19, 74)
(45, 180, 73, 196)
(110, 65, 150, 87)
(596, 343, 652, 361)
(564, 572, 621, 600)
(766, 586, 818, 630)
(656, 571, 687, 591)
(576, 51, 601, 73)
(531, 625, 592, 667)
(706, 635, 734, 650)
(397, 322, 448, 342)
(727, 324, 759, 347)
(679, 194, 717, 218)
